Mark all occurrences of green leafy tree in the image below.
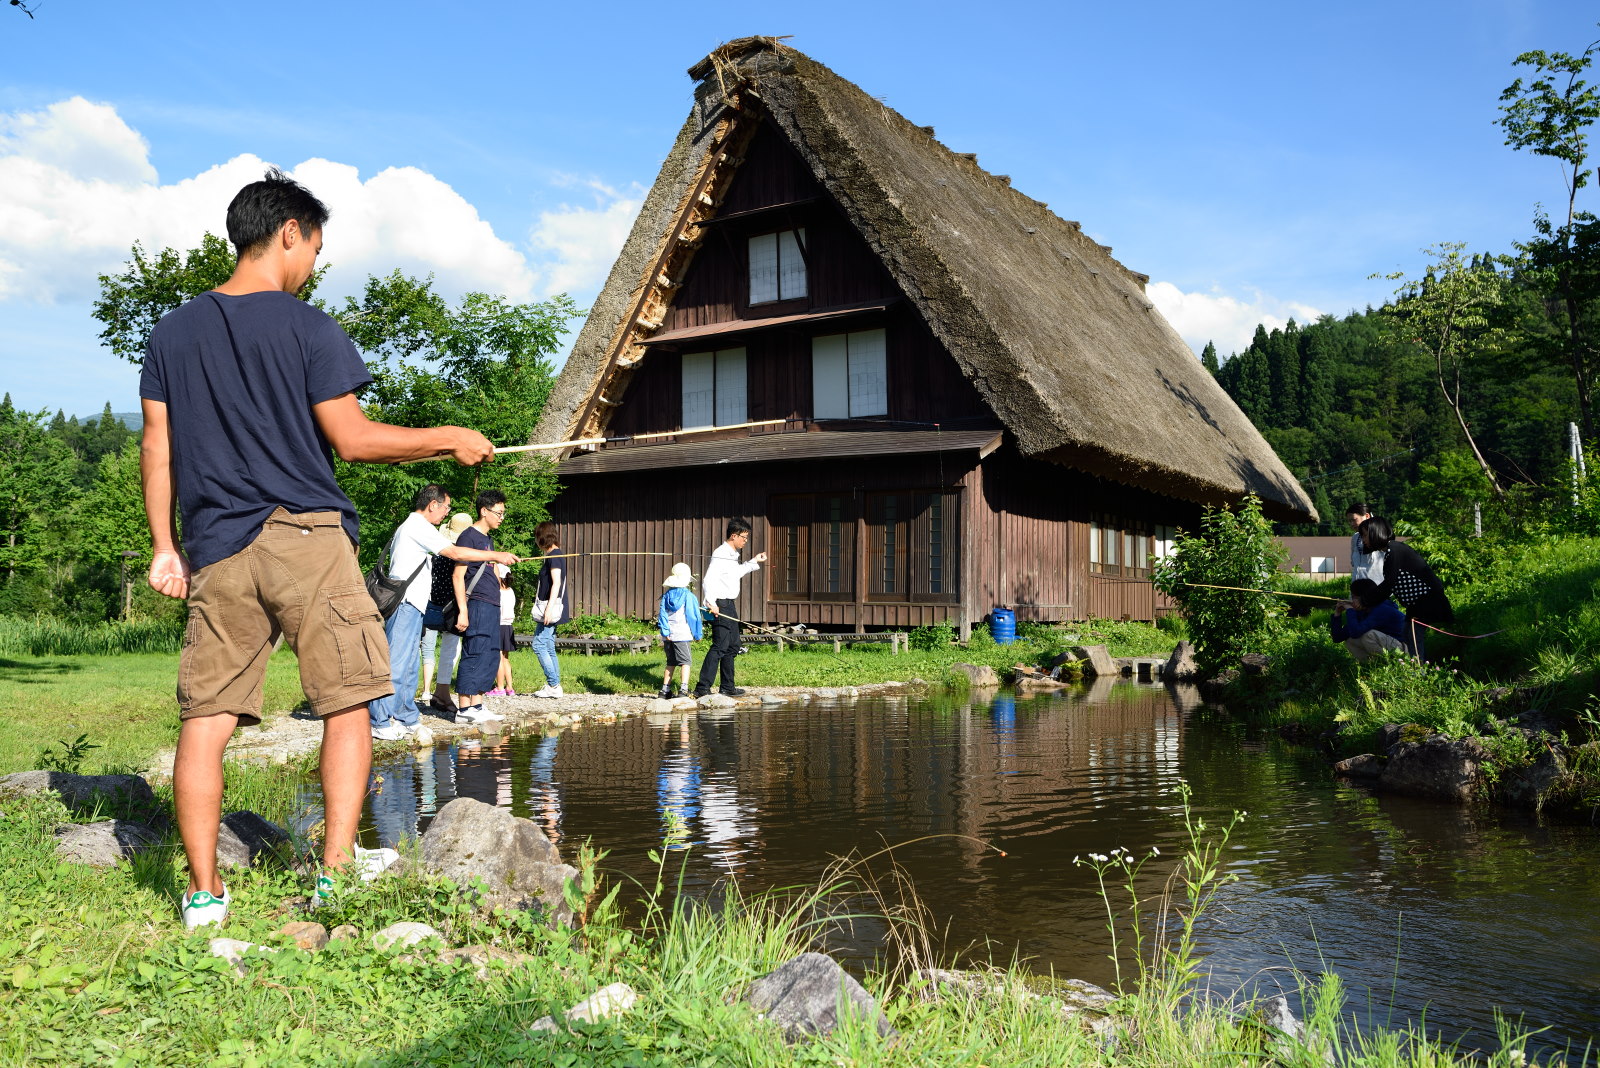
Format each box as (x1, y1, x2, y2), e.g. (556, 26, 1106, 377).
(1151, 494, 1287, 675)
(1377, 243, 1508, 497)
(1200, 341, 1220, 375)
(1498, 31, 1600, 440)
(0, 395, 79, 584)
(93, 235, 263, 364)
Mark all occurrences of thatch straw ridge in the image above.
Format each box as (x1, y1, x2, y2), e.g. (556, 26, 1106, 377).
(532, 38, 1315, 522)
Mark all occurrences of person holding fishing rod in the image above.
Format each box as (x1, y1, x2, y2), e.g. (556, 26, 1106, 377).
(694, 519, 766, 698)
(140, 168, 502, 928)
(1360, 516, 1453, 662)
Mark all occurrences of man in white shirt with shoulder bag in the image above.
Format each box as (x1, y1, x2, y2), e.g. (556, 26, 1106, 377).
(368, 485, 518, 739)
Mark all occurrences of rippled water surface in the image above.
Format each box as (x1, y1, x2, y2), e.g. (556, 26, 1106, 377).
(322, 681, 1600, 1056)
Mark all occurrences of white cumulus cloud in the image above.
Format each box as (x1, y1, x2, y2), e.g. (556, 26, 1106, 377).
(528, 179, 644, 299)
(1147, 280, 1324, 359)
(0, 97, 542, 306)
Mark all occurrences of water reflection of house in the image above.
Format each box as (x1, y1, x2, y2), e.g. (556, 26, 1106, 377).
(528, 38, 1313, 630)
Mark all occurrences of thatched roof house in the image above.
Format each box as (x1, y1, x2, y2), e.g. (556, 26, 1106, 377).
(528, 38, 1312, 629)
(535, 37, 1313, 523)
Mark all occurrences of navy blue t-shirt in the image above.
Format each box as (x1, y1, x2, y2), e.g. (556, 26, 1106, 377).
(139, 291, 372, 570)
(456, 527, 501, 607)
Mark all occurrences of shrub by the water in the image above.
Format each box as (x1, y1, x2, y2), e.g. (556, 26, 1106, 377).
(1152, 494, 1287, 675)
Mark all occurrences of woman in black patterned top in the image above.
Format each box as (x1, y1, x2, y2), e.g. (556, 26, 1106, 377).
(1361, 516, 1453, 661)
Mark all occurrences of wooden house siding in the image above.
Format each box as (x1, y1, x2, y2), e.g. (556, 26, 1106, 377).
(548, 444, 1189, 627)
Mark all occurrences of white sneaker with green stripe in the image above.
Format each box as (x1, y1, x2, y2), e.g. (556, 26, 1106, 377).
(182, 883, 230, 929)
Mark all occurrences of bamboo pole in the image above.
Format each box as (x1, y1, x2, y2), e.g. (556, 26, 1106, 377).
(396, 438, 607, 466)
(397, 418, 794, 466)
(1180, 582, 1340, 602)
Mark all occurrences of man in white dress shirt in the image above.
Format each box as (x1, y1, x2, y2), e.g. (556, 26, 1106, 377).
(694, 518, 767, 698)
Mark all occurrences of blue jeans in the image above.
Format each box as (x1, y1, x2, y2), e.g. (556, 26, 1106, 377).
(532, 622, 560, 686)
(369, 602, 423, 728)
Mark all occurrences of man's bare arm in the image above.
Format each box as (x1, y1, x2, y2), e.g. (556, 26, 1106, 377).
(140, 398, 191, 599)
(312, 393, 496, 465)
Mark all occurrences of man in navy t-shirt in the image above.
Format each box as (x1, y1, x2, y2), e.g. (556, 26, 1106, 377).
(140, 167, 504, 929)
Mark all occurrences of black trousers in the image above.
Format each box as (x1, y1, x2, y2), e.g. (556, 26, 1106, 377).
(696, 598, 740, 692)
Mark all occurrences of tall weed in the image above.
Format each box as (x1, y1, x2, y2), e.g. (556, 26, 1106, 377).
(0, 613, 184, 655)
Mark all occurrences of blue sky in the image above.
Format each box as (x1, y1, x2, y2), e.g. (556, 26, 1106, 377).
(2, 0, 1595, 419)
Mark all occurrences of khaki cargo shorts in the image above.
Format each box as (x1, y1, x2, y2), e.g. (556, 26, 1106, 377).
(179, 508, 393, 725)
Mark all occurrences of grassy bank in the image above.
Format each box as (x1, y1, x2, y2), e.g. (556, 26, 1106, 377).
(0, 766, 1566, 1067)
(1224, 535, 1600, 814)
(0, 650, 309, 776)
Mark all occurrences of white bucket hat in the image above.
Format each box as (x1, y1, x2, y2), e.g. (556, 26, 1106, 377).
(662, 562, 694, 588)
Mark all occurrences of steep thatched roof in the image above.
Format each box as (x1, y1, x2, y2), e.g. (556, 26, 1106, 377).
(533, 38, 1315, 522)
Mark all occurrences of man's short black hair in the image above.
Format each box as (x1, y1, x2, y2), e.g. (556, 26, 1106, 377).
(725, 517, 752, 540)
(476, 489, 507, 515)
(1361, 516, 1394, 550)
(226, 167, 331, 256)
(1346, 501, 1370, 516)
(1349, 578, 1379, 604)
(412, 484, 450, 512)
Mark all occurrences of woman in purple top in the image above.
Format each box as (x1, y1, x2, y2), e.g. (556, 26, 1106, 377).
(451, 490, 508, 724)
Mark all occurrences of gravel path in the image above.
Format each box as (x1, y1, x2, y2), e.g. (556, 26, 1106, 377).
(143, 681, 928, 779)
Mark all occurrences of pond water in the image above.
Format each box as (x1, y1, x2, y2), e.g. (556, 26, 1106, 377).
(312, 681, 1600, 1057)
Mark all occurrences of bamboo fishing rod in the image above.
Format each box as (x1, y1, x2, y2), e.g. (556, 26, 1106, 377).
(1180, 582, 1340, 602)
(396, 418, 793, 466)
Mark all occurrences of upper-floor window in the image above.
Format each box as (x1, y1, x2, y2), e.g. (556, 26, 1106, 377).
(812, 328, 887, 419)
(682, 347, 747, 429)
(749, 229, 807, 304)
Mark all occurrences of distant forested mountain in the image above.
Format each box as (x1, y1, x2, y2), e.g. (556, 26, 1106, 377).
(1210, 259, 1580, 535)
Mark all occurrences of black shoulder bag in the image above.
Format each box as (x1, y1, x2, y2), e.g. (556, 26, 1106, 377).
(364, 534, 432, 620)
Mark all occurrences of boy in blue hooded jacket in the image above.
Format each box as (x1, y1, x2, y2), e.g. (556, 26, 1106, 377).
(657, 563, 704, 698)
(1330, 578, 1411, 662)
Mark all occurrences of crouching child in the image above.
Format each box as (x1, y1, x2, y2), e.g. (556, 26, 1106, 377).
(1331, 578, 1411, 662)
(658, 563, 702, 698)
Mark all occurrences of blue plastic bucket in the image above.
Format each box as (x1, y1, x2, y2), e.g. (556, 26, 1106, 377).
(990, 607, 1017, 645)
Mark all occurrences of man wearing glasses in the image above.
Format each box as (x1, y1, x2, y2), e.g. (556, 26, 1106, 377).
(695, 518, 767, 698)
(451, 490, 511, 724)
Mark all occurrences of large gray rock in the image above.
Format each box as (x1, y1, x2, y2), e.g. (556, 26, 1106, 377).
(1379, 735, 1488, 802)
(916, 968, 1116, 1032)
(1332, 754, 1384, 780)
(372, 922, 441, 950)
(1164, 641, 1198, 680)
(530, 981, 638, 1032)
(216, 810, 290, 869)
(0, 771, 155, 815)
(949, 663, 1000, 687)
(744, 952, 895, 1042)
(53, 820, 161, 866)
(419, 797, 578, 924)
(698, 693, 736, 709)
(1069, 645, 1118, 677)
(1498, 745, 1568, 809)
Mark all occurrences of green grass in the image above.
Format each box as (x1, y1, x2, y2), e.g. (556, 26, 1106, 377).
(1, 772, 1570, 1067)
(0, 649, 309, 775)
(538, 619, 1176, 695)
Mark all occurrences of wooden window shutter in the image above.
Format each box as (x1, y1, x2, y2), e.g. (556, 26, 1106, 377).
(714, 347, 747, 427)
(778, 228, 807, 300)
(681, 351, 715, 429)
(810, 493, 855, 601)
(748, 232, 779, 304)
(847, 328, 888, 417)
(811, 333, 850, 419)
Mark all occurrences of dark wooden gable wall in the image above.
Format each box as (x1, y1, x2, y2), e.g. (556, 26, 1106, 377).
(609, 120, 995, 438)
